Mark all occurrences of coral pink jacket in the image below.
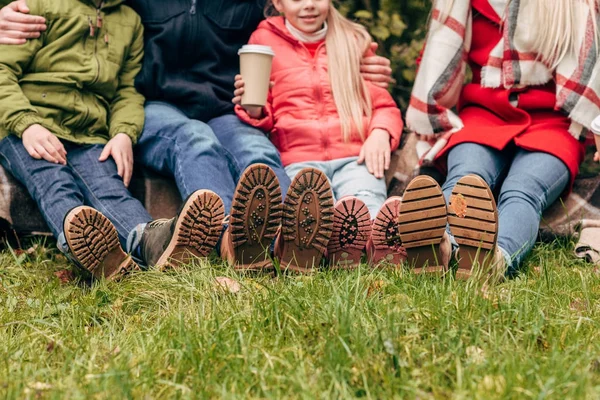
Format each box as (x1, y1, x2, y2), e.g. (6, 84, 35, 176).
(235, 17, 403, 167)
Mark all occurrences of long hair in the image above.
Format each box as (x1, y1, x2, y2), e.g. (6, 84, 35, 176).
(434, 0, 599, 68)
(266, 2, 373, 142)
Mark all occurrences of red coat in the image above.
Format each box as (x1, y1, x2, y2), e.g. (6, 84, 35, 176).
(436, 0, 585, 186)
(235, 17, 403, 167)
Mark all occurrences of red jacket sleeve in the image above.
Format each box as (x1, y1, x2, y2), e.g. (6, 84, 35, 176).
(367, 84, 403, 151)
(234, 90, 275, 132)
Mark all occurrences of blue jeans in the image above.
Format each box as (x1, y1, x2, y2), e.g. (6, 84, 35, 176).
(137, 102, 290, 213)
(0, 136, 151, 253)
(284, 156, 388, 218)
(442, 143, 570, 275)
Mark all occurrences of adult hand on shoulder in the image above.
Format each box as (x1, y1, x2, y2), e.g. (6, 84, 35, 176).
(358, 128, 391, 179)
(232, 74, 266, 119)
(99, 133, 133, 187)
(22, 124, 67, 165)
(595, 151, 600, 163)
(361, 43, 394, 89)
(0, 0, 47, 45)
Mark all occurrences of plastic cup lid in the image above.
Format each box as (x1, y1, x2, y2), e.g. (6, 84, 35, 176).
(592, 115, 600, 135)
(238, 44, 275, 57)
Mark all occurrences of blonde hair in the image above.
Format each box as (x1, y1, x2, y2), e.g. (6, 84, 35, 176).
(266, 2, 373, 142)
(434, 0, 599, 68)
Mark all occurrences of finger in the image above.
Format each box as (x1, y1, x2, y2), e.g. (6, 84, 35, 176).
(34, 143, 58, 164)
(0, 28, 42, 39)
(42, 139, 64, 164)
(357, 147, 365, 164)
(369, 42, 379, 53)
(269, 80, 275, 89)
(47, 136, 66, 164)
(123, 156, 132, 187)
(0, 36, 26, 45)
(377, 152, 384, 178)
(361, 55, 391, 67)
(25, 145, 41, 159)
(233, 87, 244, 97)
(3, 12, 46, 27)
(366, 153, 374, 174)
(114, 152, 124, 178)
(234, 79, 244, 89)
(359, 70, 394, 83)
(98, 144, 111, 161)
(384, 151, 391, 170)
(13, 0, 31, 13)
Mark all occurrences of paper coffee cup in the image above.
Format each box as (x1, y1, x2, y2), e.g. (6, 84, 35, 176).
(591, 115, 600, 155)
(238, 45, 275, 108)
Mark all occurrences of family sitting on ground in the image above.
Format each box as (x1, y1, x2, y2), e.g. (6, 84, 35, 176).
(0, 0, 599, 284)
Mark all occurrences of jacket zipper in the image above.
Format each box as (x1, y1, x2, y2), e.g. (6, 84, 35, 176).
(310, 43, 330, 159)
(85, 2, 104, 128)
(190, 0, 196, 14)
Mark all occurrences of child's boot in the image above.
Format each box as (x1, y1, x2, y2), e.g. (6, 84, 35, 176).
(220, 164, 283, 271)
(139, 189, 225, 270)
(448, 174, 499, 280)
(276, 167, 334, 273)
(367, 196, 407, 266)
(327, 197, 371, 269)
(397, 175, 448, 275)
(64, 206, 140, 280)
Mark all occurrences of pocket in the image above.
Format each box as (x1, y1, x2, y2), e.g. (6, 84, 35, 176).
(203, 1, 257, 30)
(105, 22, 136, 66)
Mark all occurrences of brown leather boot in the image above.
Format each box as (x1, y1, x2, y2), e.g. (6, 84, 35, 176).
(64, 206, 140, 280)
(276, 167, 334, 273)
(221, 164, 282, 271)
(140, 190, 224, 270)
(367, 196, 407, 267)
(328, 197, 371, 269)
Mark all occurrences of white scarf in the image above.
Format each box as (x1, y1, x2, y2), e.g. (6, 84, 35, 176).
(285, 19, 328, 43)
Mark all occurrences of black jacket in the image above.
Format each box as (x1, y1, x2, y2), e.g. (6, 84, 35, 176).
(129, 0, 266, 122)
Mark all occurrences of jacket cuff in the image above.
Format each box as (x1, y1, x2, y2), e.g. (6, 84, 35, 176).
(110, 125, 139, 145)
(10, 112, 45, 137)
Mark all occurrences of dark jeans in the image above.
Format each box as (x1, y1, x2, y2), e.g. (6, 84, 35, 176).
(136, 102, 290, 213)
(0, 136, 152, 252)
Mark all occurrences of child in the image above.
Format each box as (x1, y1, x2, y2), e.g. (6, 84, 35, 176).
(402, 0, 600, 280)
(0, 0, 225, 279)
(233, 0, 404, 270)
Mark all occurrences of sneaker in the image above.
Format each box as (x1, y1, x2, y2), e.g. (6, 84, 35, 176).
(448, 174, 498, 280)
(397, 175, 448, 274)
(140, 189, 224, 269)
(367, 196, 407, 266)
(63, 206, 140, 280)
(221, 163, 282, 271)
(276, 167, 334, 273)
(328, 197, 371, 269)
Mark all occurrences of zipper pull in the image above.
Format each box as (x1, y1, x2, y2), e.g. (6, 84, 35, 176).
(104, 33, 109, 44)
(96, 7, 103, 28)
(190, 0, 196, 14)
(88, 16, 95, 37)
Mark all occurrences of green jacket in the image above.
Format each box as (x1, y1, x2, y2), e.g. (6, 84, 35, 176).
(0, 0, 144, 144)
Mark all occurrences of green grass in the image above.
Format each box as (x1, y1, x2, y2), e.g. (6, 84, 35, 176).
(1, 238, 600, 399)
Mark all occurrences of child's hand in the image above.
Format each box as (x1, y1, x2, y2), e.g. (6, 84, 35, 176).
(358, 128, 391, 179)
(99, 133, 133, 187)
(22, 124, 67, 165)
(232, 74, 265, 119)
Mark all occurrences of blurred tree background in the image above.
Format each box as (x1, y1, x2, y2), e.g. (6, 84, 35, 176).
(338, 0, 432, 109)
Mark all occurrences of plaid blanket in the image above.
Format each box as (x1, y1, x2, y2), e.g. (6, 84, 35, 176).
(406, 0, 600, 162)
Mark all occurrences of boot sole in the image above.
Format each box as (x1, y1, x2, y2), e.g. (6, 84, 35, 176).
(397, 175, 447, 274)
(448, 174, 498, 279)
(328, 197, 371, 269)
(155, 190, 225, 269)
(64, 206, 139, 280)
(280, 168, 334, 273)
(370, 197, 407, 266)
(229, 163, 282, 271)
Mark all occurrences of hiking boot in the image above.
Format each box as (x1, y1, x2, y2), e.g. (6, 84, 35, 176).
(276, 167, 334, 273)
(448, 174, 499, 280)
(397, 175, 448, 275)
(327, 197, 371, 269)
(141, 189, 224, 269)
(220, 163, 282, 271)
(367, 196, 407, 267)
(64, 206, 140, 280)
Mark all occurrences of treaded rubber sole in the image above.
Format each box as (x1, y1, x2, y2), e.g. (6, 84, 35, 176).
(280, 168, 334, 273)
(397, 175, 447, 273)
(155, 190, 225, 269)
(448, 174, 498, 279)
(369, 197, 407, 266)
(229, 163, 282, 270)
(328, 197, 371, 269)
(64, 206, 139, 280)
